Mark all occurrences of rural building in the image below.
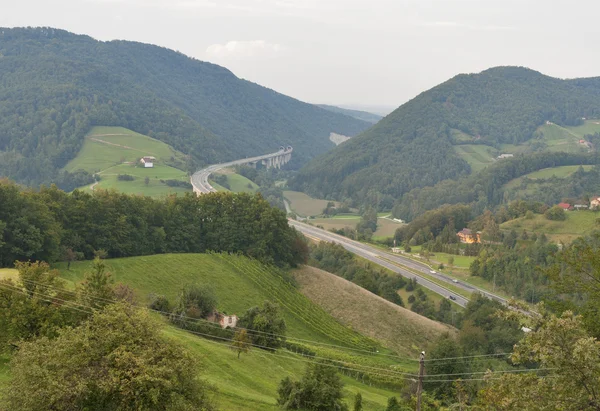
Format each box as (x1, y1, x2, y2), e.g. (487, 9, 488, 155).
(574, 203, 589, 210)
(140, 156, 156, 168)
(207, 311, 238, 329)
(497, 154, 514, 159)
(457, 228, 481, 244)
(557, 202, 573, 211)
(590, 197, 600, 210)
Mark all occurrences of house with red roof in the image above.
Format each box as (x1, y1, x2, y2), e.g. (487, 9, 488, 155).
(557, 202, 573, 211)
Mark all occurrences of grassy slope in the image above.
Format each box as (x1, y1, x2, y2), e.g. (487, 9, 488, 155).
(65, 126, 192, 197)
(167, 327, 399, 411)
(57, 254, 378, 349)
(501, 211, 599, 243)
(504, 165, 594, 190)
(65, 126, 186, 173)
(211, 170, 259, 193)
(284, 191, 335, 217)
(292, 266, 453, 355)
(451, 120, 600, 173)
(453, 144, 496, 172)
(310, 216, 403, 239)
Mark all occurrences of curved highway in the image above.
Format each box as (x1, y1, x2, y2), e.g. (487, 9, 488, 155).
(191, 148, 292, 194)
(289, 220, 508, 308)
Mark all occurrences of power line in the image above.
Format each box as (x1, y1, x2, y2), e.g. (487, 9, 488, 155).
(0, 282, 555, 384)
(10, 278, 517, 366)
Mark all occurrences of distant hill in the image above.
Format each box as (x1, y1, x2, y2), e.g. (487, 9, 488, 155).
(317, 104, 383, 124)
(0, 27, 371, 188)
(291, 67, 600, 207)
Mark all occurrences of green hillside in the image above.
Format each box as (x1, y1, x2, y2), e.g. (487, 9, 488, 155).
(500, 211, 599, 244)
(504, 165, 594, 190)
(0, 27, 370, 189)
(64, 126, 192, 197)
(165, 327, 399, 410)
(291, 67, 600, 207)
(49, 253, 445, 408)
(452, 144, 497, 172)
(317, 104, 383, 124)
(210, 169, 259, 193)
(58, 254, 378, 350)
(64, 126, 188, 173)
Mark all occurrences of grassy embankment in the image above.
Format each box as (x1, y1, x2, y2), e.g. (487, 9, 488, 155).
(65, 126, 191, 197)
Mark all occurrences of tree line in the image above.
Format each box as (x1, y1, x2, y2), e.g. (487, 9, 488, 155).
(0, 180, 308, 267)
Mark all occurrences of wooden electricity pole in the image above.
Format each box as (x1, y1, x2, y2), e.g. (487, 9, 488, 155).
(416, 351, 425, 411)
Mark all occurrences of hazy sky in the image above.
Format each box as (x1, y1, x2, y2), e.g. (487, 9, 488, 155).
(2, 0, 599, 110)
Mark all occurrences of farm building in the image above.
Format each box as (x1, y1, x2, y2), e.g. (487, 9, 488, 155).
(590, 197, 600, 210)
(140, 156, 156, 168)
(206, 312, 238, 329)
(557, 202, 573, 211)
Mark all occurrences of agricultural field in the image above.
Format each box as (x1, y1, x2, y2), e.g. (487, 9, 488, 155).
(64, 126, 187, 174)
(311, 215, 403, 240)
(564, 119, 600, 138)
(66, 126, 193, 197)
(293, 266, 453, 355)
(58, 254, 378, 350)
(283, 191, 338, 217)
(86, 163, 191, 197)
(453, 144, 497, 172)
(163, 326, 401, 411)
(44, 253, 445, 409)
(501, 211, 599, 244)
(503, 165, 594, 191)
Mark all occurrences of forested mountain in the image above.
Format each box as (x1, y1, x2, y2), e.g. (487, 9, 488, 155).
(0, 27, 370, 187)
(291, 67, 600, 206)
(316, 104, 382, 124)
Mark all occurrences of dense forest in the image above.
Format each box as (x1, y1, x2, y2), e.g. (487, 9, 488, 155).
(392, 151, 600, 220)
(291, 67, 600, 208)
(0, 179, 307, 267)
(316, 104, 383, 124)
(0, 27, 370, 188)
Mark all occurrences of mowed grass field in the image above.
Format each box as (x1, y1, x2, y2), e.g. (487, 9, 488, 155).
(283, 191, 337, 217)
(57, 254, 377, 349)
(88, 163, 191, 197)
(64, 126, 186, 173)
(311, 215, 403, 239)
(501, 211, 599, 243)
(503, 165, 594, 190)
(453, 144, 496, 172)
(293, 266, 453, 355)
(164, 326, 400, 411)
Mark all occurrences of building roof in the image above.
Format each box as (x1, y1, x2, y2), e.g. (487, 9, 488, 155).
(458, 228, 472, 235)
(557, 202, 572, 210)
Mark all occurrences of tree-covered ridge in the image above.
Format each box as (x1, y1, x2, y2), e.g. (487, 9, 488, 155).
(0, 27, 370, 188)
(316, 104, 383, 124)
(291, 67, 600, 206)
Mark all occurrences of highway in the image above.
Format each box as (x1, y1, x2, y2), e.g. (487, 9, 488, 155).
(191, 151, 507, 308)
(191, 148, 292, 194)
(289, 220, 508, 308)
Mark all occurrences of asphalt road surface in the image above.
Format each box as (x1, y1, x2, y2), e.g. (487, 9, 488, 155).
(289, 220, 508, 308)
(191, 148, 290, 194)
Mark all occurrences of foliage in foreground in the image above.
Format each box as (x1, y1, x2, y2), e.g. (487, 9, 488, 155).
(479, 304, 600, 410)
(1, 303, 215, 411)
(277, 363, 348, 411)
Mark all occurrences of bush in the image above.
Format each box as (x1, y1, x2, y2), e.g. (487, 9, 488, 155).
(117, 174, 135, 181)
(544, 205, 567, 221)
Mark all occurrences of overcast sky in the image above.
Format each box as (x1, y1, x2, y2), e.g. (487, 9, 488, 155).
(2, 0, 599, 112)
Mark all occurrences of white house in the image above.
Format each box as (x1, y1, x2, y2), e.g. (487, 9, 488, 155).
(140, 156, 156, 168)
(497, 154, 514, 159)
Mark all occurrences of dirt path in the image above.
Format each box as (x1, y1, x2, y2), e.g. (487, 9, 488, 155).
(88, 137, 157, 156)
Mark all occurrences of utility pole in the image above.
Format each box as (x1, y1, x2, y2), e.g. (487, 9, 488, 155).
(416, 351, 425, 411)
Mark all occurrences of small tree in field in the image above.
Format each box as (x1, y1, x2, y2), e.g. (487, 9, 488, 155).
(231, 329, 251, 359)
